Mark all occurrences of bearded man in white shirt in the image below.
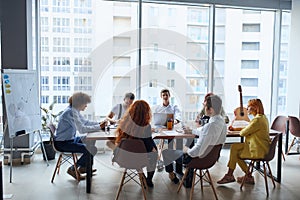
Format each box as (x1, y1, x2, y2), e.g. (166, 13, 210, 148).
(162, 94, 227, 185)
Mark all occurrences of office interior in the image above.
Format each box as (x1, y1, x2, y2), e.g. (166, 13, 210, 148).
(1, 0, 300, 199)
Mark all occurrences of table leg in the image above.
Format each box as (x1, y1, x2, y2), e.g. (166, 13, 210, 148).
(176, 139, 183, 174)
(285, 119, 289, 154)
(276, 133, 282, 183)
(86, 149, 92, 193)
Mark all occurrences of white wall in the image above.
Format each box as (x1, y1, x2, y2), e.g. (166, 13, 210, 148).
(286, 0, 300, 117)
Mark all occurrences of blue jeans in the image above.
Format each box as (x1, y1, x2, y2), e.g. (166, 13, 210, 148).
(54, 136, 97, 168)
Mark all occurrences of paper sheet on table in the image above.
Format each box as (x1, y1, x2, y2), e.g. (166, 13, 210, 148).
(4, 194, 13, 199)
(232, 120, 249, 128)
(162, 130, 181, 135)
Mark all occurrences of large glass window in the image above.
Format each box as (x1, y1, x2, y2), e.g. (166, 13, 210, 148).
(141, 3, 210, 122)
(278, 11, 291, 114)
(215, 7, 275, 120)
(38, 1, 290, 123)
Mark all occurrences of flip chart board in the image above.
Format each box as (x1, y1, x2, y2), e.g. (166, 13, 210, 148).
(2, 69, 41, 138)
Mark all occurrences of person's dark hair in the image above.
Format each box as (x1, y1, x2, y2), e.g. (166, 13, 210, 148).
(206, 95, 222, 114)
(124, 92, 135, 100)
(204, 92, 214, 102)
(160, 88, 170, 96)
(69, 92, 91, 108)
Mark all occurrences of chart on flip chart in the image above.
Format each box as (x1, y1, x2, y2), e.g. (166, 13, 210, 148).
(2, 69, 41, 138)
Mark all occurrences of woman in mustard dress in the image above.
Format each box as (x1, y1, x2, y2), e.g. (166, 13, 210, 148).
(217, 98, 270, 184)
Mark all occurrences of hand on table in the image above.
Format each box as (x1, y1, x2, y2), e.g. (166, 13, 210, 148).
(183, 145, 189, 154)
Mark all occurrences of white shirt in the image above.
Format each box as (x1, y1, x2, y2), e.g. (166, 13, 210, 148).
(111, 103, 127, 120)
(55, 106, 100, 141)
(152, 104, 181, 122)
(187, 114, 227, 158)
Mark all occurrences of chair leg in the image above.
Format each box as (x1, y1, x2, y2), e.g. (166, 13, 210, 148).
(266, 162, 276, 188)
(189, 169, 196, 200)
(138, 172, 147, 200)
(206, 170, 218, 200)
(281, 152, 286, 161)
(74, 153, 78, 163)
(51, 154, 62, 183)
(240, 160, 254, 190)
(263, 162, 269, 197)
(115, 170, 127, 200)
(72, 153, 80, 182)
(140, 172, 148, 191)
(200, 170, 203, 191)
(286, 137, 296, 155)
(177, 167, 190, 193)
(56, 154, 63, 175)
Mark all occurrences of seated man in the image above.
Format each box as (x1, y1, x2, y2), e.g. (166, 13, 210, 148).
(152, 89, 181, 125)
(162, 95, 227, 184)
(104, 92, 135, 150)
(152, 88, 183, 180)
(105, 92, 135, 125)
(54, 92, 101, 180)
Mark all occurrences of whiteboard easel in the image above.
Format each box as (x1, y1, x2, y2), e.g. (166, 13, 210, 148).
(1, 69, 48, 183)
(2, 69, 41, 137)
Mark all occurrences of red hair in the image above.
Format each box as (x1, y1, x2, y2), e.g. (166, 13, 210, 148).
(248, 98, 264, 115)
(115, 100, 152, 144)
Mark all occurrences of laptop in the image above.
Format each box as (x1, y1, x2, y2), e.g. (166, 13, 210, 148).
(153, 113, 174, 128)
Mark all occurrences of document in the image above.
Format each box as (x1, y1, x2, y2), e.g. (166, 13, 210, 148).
(162, 130, 181, 136)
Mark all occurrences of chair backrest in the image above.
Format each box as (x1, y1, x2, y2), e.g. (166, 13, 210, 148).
(47, 124, 58, 151)
(288, 116, 300, 137)
(187, 144, 223, 169)
(264, 134, 280, 162)
(47, 124, 56, 138)
(112, 138, 148, 169)
(271, 116, 287, 134)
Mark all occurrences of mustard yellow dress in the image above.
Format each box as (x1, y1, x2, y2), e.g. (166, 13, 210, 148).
(227, 114, 270, 172)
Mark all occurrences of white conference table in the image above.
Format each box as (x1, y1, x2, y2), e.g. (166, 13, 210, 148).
(85, 128, 282, 193)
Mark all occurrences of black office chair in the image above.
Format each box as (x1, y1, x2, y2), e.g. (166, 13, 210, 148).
(177, 144, 223, 200)
(113, 138, 149, 200)
(47, 124, 81, 182)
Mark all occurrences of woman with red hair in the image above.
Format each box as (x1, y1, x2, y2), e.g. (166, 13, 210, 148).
(115, 100, 158, 187)
(217, 98, 270, 185)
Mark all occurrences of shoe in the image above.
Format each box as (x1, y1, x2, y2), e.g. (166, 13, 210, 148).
(237, 175, 255, 185)
(217, 174, 236, 184)
(78, 167, 97, 174)
(169, 172, 179, 184)
(67, 167, 85, 180)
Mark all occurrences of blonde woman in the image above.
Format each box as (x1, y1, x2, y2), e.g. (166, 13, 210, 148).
(217, 98, 270, 185)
